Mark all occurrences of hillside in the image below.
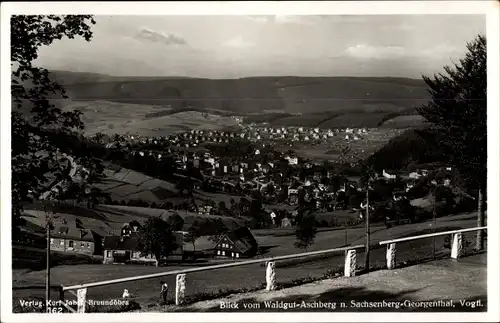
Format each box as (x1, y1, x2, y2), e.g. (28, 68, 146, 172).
(365, 128, 443, 171)
(22, 203, 246, 239)
(44, 71, 431, 135)
(94, 165, 244, 207)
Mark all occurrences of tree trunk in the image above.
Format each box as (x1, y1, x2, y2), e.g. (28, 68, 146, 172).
(364, 186, 370, 270)
(475, 187, 485, 251)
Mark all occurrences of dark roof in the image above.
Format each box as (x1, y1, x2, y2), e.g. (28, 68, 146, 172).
(103, 236, 141, 251)
(50, 219, 97, 242)
(220, 226, 258, 255)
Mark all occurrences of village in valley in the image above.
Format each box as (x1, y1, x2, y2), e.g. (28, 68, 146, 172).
(16, 121, 470, 267)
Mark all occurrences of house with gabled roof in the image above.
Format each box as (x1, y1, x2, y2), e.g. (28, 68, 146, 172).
(213, 226, 258, 259)
(49, 218, 102, 256)
(103, 220, 184, 265)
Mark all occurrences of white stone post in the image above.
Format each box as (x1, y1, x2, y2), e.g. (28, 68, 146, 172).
(266, 261, 276, 291)
(77, 288, 87, 313)
(176, 274, 186, 306)
(451, 233, 463, 260)
(344, 249, 356, 277)
(386, 243, 396, 269)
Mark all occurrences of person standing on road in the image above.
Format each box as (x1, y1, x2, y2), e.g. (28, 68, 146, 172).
(160, 281, 169, 304)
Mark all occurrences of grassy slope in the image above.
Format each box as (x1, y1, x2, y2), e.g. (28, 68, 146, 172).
(95, 165, 245, 207)
(49, 71, 430, 135)
(21, 203, 247, 241)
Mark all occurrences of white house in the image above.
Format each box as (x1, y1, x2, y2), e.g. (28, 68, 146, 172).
(409, 172, 421, 179)
(382, 170, 397, 180)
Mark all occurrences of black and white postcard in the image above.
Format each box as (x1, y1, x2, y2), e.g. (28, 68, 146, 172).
(1, 1, 499, 322)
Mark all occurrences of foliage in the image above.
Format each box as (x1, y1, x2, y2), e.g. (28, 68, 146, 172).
(348, 194, 362, 208)
(417, 34, 486, 191)
(137, 216, 178, 266)
(433, 185, 455, 203)
(406, 177, 431, 199)
(208, 218, 229, 244)
(185, 220, 203, 252)
(11, 15, 97, 238)
(294, 211, 317, 252)
(166, 213, 185, 231)
(388, 199, 415, 220)
(365, 129, 442, 172)
(371, 180, 393, 201)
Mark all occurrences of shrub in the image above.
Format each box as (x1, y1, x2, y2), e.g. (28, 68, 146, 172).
(318, 220, 329, 227)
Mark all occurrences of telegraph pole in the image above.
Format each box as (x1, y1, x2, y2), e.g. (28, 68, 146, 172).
(44, 201, 52, 307)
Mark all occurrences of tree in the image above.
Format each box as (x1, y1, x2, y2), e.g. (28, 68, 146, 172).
(167, 213, 185, 231)
(11, 15, 97, 239)
(417, 34, 486, 250)
(348, 194, 362, 209)
(137, 217, 178, 267)
(218, 201, 227, 214)
(208, 218, 228, 244)
(294, 211, 317, 252)
(57, 156, 108, 207)
(186, 220, 203, 253)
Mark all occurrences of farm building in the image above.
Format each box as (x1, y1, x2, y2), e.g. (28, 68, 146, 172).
(213, 226, 258, 259)
(103, 222, 184, 265)
(49, 218, 103, 256)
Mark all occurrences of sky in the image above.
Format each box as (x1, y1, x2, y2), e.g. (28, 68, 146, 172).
(35, 15, 486, 79)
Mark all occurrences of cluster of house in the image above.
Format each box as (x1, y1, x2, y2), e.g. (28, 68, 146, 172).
(27, 161, 456, 264)
(42, 216, 259, 264)
(236, 125, 370, 143)
(102, 125, 370, 150)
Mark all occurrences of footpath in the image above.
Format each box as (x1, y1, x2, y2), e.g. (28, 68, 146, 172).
(148, 253, 487, 312)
